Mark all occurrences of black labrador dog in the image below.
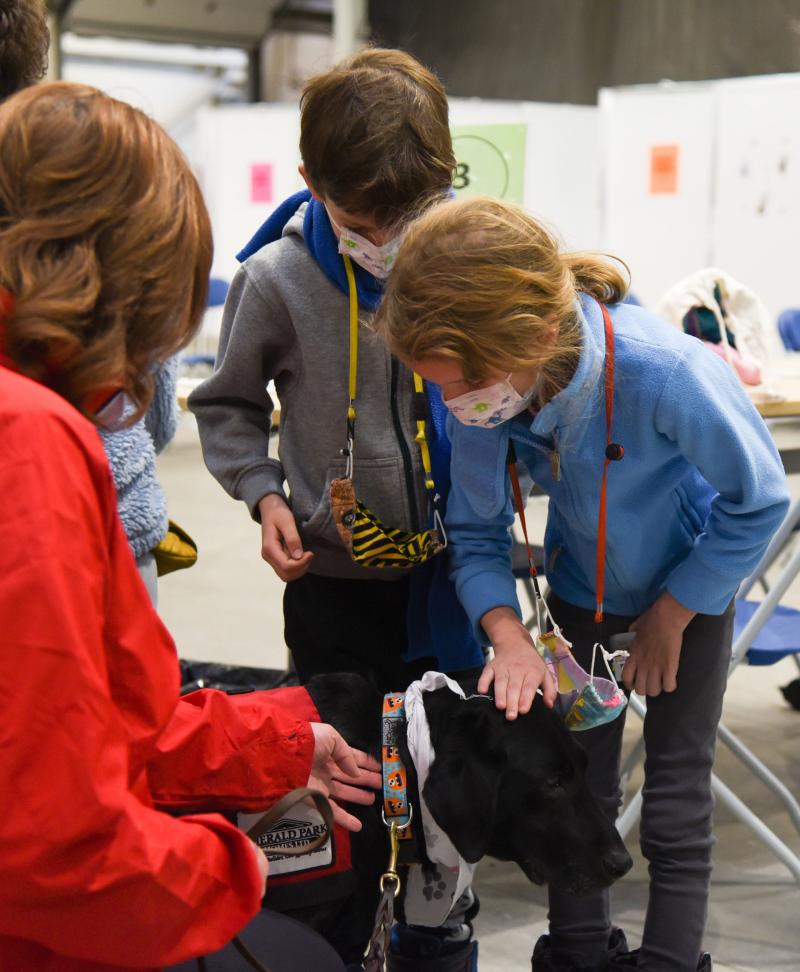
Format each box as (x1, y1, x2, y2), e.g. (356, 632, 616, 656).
(267, 672, 632, 965)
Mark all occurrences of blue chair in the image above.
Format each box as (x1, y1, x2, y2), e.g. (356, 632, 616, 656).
(777, 308, 800, 351)
(207, 276, 230, 309)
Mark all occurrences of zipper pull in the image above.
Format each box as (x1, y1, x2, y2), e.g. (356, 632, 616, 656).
(550, 449, 561, 482)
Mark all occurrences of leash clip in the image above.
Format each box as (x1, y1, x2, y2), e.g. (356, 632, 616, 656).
(379, 818, 403, 896)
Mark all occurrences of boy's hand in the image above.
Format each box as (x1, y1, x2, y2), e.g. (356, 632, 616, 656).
(258, 493, 314, 582)
(622, 591, 696, 697)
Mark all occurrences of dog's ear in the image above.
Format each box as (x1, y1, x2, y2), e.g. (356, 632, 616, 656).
(422, 700, 506, 863)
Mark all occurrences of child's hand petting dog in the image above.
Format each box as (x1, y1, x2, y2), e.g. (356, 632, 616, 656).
(479, 606, 558, 720)
(308, 723, 382, 832)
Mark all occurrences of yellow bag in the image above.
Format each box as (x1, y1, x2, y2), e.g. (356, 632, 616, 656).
(153, 519, 198, 576)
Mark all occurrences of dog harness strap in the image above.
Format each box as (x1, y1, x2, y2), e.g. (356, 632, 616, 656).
(381, 693, 414, 840)
(244, 786, 335, 856)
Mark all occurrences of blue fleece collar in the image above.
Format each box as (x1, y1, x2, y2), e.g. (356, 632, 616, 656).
(237, 189, 384, 311)
(530, 294, 604, 437)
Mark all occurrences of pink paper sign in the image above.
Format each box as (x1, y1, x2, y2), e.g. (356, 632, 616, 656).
(250, 163, 273, 203)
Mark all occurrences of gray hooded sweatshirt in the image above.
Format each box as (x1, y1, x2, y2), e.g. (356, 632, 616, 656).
(188, 204, 430, 580)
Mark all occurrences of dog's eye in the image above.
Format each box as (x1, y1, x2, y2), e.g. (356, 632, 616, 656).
(546, 774, 565, 791)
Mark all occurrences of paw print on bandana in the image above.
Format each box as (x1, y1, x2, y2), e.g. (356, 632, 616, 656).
(422, 867, 448, 902)
(473, 402, 490, 413)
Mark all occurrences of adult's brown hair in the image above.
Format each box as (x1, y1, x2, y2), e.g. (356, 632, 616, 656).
(299, 47, 455, 225)
(0, 0, 50, 102)
(0, 82, 212, 417)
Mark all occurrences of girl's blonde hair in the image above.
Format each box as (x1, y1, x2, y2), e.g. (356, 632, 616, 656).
(0, 82, 212, 419)
(376, 197, 629, 401)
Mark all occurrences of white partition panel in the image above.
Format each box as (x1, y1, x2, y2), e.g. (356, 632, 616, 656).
(449, 98, 601, 250)
(712, 75, 800, 320)
(196, 103, 304, 284)
(600, 84, 716, 308)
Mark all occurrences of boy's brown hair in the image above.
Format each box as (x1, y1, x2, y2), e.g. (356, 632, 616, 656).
(0, 0, 50, 102)
(0, 82, 212, 418)
(300, 47, 455, 225)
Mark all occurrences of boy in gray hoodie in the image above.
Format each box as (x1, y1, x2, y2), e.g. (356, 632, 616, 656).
(189, 49, 482, 971)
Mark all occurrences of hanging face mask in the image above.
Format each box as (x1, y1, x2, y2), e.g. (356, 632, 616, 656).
(330, 474, 445, 568)
(329, 212, 402, 280)
(445, 375, 538, 428)
(93, 389, 136, 431)
(330, 254, 446, 569)
(536, 629, 628, 732)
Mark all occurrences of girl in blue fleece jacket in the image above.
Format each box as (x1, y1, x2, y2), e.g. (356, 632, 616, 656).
(375, 197, 790, 972)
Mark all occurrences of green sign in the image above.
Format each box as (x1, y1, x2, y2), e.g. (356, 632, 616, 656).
(450, 123, 527, 204)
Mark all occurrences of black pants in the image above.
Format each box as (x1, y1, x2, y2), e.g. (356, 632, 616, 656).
(545, 591, 734, 972)
(284, 572, 438, 693)
(167, 909, 346, 971)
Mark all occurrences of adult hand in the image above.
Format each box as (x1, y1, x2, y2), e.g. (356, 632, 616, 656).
(258, 493, 314, 581)
(308, 723, 382, 832)
(622, 591, 696, 697)
(479, 606, 557, 720)
(248, 838, 269, 895)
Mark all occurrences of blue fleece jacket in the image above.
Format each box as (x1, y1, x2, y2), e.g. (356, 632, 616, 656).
(445, 295, 790, 641)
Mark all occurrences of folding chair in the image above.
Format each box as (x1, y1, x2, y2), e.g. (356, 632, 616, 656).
(616, 497, 800, 883)
(777, 308, 800, 352)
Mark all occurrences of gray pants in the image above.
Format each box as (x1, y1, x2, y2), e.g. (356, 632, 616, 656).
(546, 591, 734, 972)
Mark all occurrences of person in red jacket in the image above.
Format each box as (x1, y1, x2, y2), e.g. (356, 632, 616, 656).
(0, 81, 380, 971)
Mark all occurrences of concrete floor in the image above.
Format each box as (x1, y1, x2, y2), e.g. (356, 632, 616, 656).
(157, 411, 800, 972)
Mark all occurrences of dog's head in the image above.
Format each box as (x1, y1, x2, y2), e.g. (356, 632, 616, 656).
(421, 688, 632, 895)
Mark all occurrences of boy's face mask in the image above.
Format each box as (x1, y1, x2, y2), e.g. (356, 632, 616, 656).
(444, 375, 538, 428)
(329, 212, 402, 280)
(536, 629, 627, 732)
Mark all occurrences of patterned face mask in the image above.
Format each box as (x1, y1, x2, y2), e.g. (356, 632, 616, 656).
(330, 475, 445, 568)
(444, 374, 538, 428)
(537, 629, 627, 732)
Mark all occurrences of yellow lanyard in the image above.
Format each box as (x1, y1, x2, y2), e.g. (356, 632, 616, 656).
(342, 254, 436, 498)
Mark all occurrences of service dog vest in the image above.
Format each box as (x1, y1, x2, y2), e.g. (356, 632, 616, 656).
(236, 686, 356, 913)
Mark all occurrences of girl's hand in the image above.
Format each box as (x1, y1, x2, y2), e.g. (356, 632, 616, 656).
(258, 493, 314, 582)
(479, 607, 557, 720)
(622, 591, 696, 696)
(307, 723, 382, 832)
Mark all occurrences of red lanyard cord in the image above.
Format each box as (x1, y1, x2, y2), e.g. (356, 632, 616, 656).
(507, 302, 623, 628)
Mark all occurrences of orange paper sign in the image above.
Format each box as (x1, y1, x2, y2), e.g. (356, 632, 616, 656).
(649, 145, 679, 195)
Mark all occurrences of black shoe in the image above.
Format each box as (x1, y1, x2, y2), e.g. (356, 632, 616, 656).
(531, 928, 629, 972)
(608, 948, 712, 970)
(388, 925, 478, 972)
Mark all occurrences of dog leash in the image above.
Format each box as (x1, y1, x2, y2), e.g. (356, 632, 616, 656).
(194, 788, 335, 972)
(363, 694, 417, 972)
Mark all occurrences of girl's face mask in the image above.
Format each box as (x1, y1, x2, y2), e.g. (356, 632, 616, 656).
(536, 629, 628, 732)
(444, 375, 537, 428)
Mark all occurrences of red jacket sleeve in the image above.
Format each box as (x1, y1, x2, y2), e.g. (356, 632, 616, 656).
(0, 400, 307, 968)
(149, 686, 316, 811)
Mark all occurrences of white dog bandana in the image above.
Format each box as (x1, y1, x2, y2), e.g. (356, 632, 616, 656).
(402, 672, 478, 927)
